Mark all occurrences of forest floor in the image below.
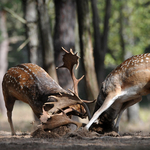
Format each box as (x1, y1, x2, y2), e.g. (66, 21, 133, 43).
(1, 102, 150, 150)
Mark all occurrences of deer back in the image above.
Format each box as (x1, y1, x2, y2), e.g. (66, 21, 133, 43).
(2, 63, 67, 116)
(102, 53, 150, 97)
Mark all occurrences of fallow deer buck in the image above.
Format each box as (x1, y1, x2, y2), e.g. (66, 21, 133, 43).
(2, 48, 93, 135)
(85, 53, 150, 133)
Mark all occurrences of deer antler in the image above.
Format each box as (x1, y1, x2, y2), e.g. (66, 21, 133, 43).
(56, 48, 95, 120)
(40, 106, 83, 130)
(44, 93, 86, 114)
(57, 47, 84, 96)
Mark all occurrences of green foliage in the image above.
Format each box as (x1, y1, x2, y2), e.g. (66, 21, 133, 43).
(2, 0, 150, 69)
(1, 0, 24, 36)
(6, 2, 24, 37)
(8, 46, 28, 68)
(1, 0, 26, 68)
(97, 0, 150, 67)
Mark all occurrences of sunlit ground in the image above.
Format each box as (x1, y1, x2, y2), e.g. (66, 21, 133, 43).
(0, 102, 150, 134)
(119, 107, 150, 134)
(0, 101, 36, 133)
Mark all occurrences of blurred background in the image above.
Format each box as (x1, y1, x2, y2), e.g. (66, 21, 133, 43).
(1, 0, 150, 133)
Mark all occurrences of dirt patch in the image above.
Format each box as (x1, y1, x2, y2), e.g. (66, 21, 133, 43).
(1, 130, 150, 150)
(31, 126, 71, 138)
(31, 125, 100, 139)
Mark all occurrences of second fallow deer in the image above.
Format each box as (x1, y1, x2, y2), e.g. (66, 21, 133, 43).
(85, 53, 150, 133)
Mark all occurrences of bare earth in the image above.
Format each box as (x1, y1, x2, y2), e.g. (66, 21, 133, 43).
(1, 102, 150, 150)
(1, 130, 150, 150)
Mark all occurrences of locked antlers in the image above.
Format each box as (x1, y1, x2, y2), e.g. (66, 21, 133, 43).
(40, 48, 94, 130)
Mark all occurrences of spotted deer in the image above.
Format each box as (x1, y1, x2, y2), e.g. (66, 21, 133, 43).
(2, 48, 92, 135)
(85, 53, 150, 133)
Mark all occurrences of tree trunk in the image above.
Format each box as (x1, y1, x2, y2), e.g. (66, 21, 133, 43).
(0, 10, 8, 116)
(76, 0, 99, 113)
(23, 0, 39, 65)
(91, 0, 102, 88)
(91, 0, 111, 88)
(37, 0, 58, 82)
(119, 2, 125, 61)
(100, 0, 111, 84)
(53, 0, 76, 90)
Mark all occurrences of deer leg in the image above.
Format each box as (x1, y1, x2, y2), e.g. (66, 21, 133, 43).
(4, 97, 16, 135)
(85, 92, 121, 130)
(114, 97, 142, 133)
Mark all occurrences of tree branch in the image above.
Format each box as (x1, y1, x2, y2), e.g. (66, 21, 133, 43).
(4, 7, 26, 24)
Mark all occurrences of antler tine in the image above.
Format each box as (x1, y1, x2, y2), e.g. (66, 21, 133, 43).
(75, 59, 79, 70)
(70, 48, 80, 70)
(72, 74, 84, 96)
(40, 106, 51, 123)
(68, 89, 92, 120)
(70, 48, 74, 54)
(61, 47, 69, 53)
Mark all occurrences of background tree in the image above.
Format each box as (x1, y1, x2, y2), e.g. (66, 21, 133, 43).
(22, 0, 39, 65)
(91, 0, 101, 88)
(76, 0, 99, 113)
(0, 0, 28, 115)
(0, 9, 8, 116)
(91, 0, 111, 88)
(37, 0, 58, 81)
(53, 0, 76, 90)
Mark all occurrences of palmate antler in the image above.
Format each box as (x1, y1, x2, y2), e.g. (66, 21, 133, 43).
(40, 47, 95, 130)
(56, 48, 94, 118)
(57, 47, 84, 96)
(41, 107, 83, 130)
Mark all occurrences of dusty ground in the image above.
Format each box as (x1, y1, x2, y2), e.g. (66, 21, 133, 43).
(1, 130, 150, 150)
(1, 102, 150, 150)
